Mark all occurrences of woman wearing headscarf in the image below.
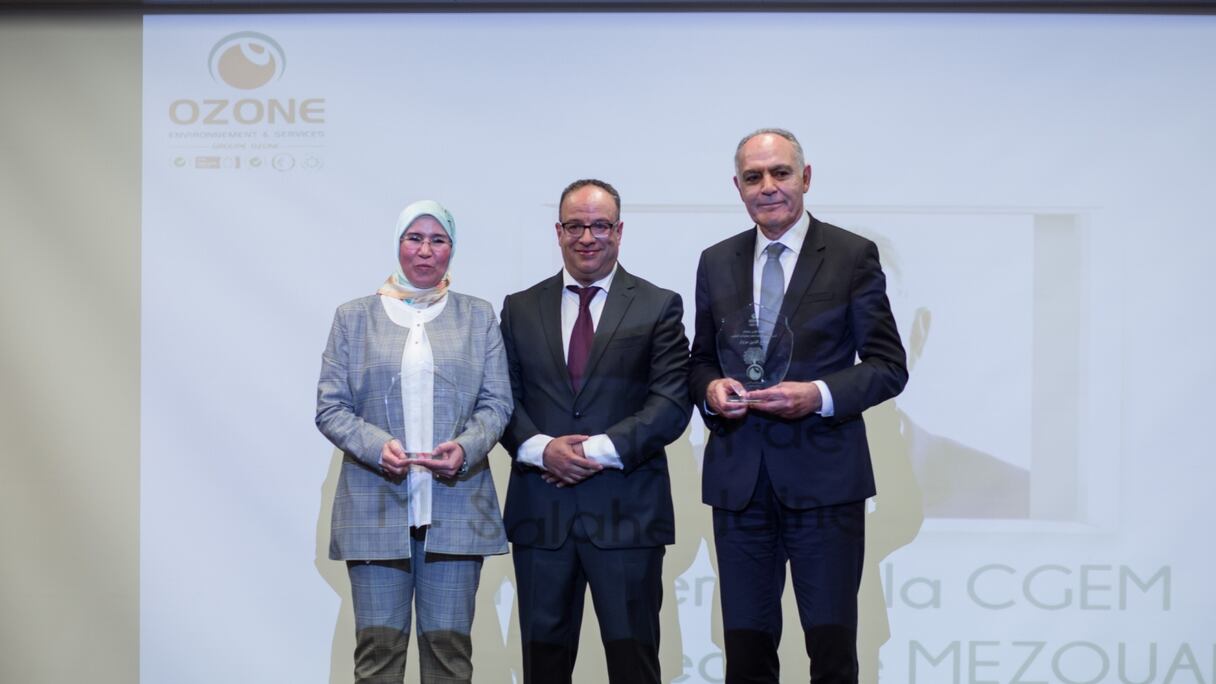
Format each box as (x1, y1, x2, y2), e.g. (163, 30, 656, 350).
(316, 200, 510, 683)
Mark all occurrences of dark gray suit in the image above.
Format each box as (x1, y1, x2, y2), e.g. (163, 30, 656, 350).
(500, 266, 691, 683)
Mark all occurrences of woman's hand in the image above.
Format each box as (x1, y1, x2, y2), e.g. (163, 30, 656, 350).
(412, 441, 466, 479)
(380, 439, 410, 478)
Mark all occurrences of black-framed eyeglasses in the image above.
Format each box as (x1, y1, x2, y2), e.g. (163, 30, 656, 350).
(560, 221, 618, 239)
(400, 233, 451, 248)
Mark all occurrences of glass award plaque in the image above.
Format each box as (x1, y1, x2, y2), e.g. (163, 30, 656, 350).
(716, 305, 792, 403)
(384, 373, 424, 459)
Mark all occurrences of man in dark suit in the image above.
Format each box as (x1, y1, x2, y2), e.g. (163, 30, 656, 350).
(499, 179, 692, 684)
(690, 129, 908, 683)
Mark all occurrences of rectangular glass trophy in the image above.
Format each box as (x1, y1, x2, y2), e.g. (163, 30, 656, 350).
(716, 305, 792, 403)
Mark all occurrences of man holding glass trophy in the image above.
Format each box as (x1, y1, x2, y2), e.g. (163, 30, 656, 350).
(690, 129, 908, 683)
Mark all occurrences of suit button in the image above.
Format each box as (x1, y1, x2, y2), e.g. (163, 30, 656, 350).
(573, 410, 583, 419)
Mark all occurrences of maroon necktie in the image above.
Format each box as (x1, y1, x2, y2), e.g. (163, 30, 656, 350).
(567, 285, 600, 392)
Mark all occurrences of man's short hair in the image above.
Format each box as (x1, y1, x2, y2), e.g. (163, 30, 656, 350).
(734, 128, 806, 174)
(559, 179, 622, 218)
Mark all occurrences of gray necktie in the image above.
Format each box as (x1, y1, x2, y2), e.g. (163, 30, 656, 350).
(759, 242, 786, 349)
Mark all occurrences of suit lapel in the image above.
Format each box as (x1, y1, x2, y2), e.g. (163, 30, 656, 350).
(731, 230, 757, 314)
(577, 267, 637, 399)
(779, 214, 826, 322)
(537, 273, 570, 388)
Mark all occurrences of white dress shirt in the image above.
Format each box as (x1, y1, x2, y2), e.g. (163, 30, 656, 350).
(516, 267, 624, 471)
(750, 212, 834, 416)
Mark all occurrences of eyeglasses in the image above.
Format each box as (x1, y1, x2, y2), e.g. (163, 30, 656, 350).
(400, 233, 451, 249)
(560, 221, 618, 239)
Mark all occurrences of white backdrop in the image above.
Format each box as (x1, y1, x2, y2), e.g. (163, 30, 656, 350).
(142, 12, 1216, 683)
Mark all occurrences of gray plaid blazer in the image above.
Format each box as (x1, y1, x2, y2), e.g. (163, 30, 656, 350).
(316, 292, 510, 560)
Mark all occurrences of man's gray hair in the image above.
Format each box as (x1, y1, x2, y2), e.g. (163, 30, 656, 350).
(734, 128, 806, 173)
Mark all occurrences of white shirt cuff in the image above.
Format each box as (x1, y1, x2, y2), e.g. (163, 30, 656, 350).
(517, 434, 552, 469)
(814, 380, 835, 417)
(582, 434, 624, 470)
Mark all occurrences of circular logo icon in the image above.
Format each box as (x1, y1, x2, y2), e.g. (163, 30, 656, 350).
(208, 32, 286, 91)
(746, 363, 764, 382)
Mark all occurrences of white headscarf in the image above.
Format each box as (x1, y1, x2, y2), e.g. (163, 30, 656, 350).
(377, 199, 456, 306)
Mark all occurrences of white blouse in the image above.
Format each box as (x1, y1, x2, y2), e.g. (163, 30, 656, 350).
(379, 293, 448, 529)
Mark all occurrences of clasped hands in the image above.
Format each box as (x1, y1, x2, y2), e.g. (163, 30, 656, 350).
(706, 378, 822, 420)
(540, 434, 603, 488)
(380, 439, 465, 479)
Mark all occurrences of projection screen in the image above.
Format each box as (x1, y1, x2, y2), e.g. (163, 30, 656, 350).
(140, 11, 1216, 683)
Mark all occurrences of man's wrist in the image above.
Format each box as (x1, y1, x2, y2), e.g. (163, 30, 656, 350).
(813, 379, 834, 416)
(517, 434, 553, 470)
(582, 434, 623, 470)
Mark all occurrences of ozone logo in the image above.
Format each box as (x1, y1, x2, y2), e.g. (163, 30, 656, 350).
(207, 32, 286, 90)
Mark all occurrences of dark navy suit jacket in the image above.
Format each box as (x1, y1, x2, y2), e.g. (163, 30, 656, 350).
(690, 215, 908, 511)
